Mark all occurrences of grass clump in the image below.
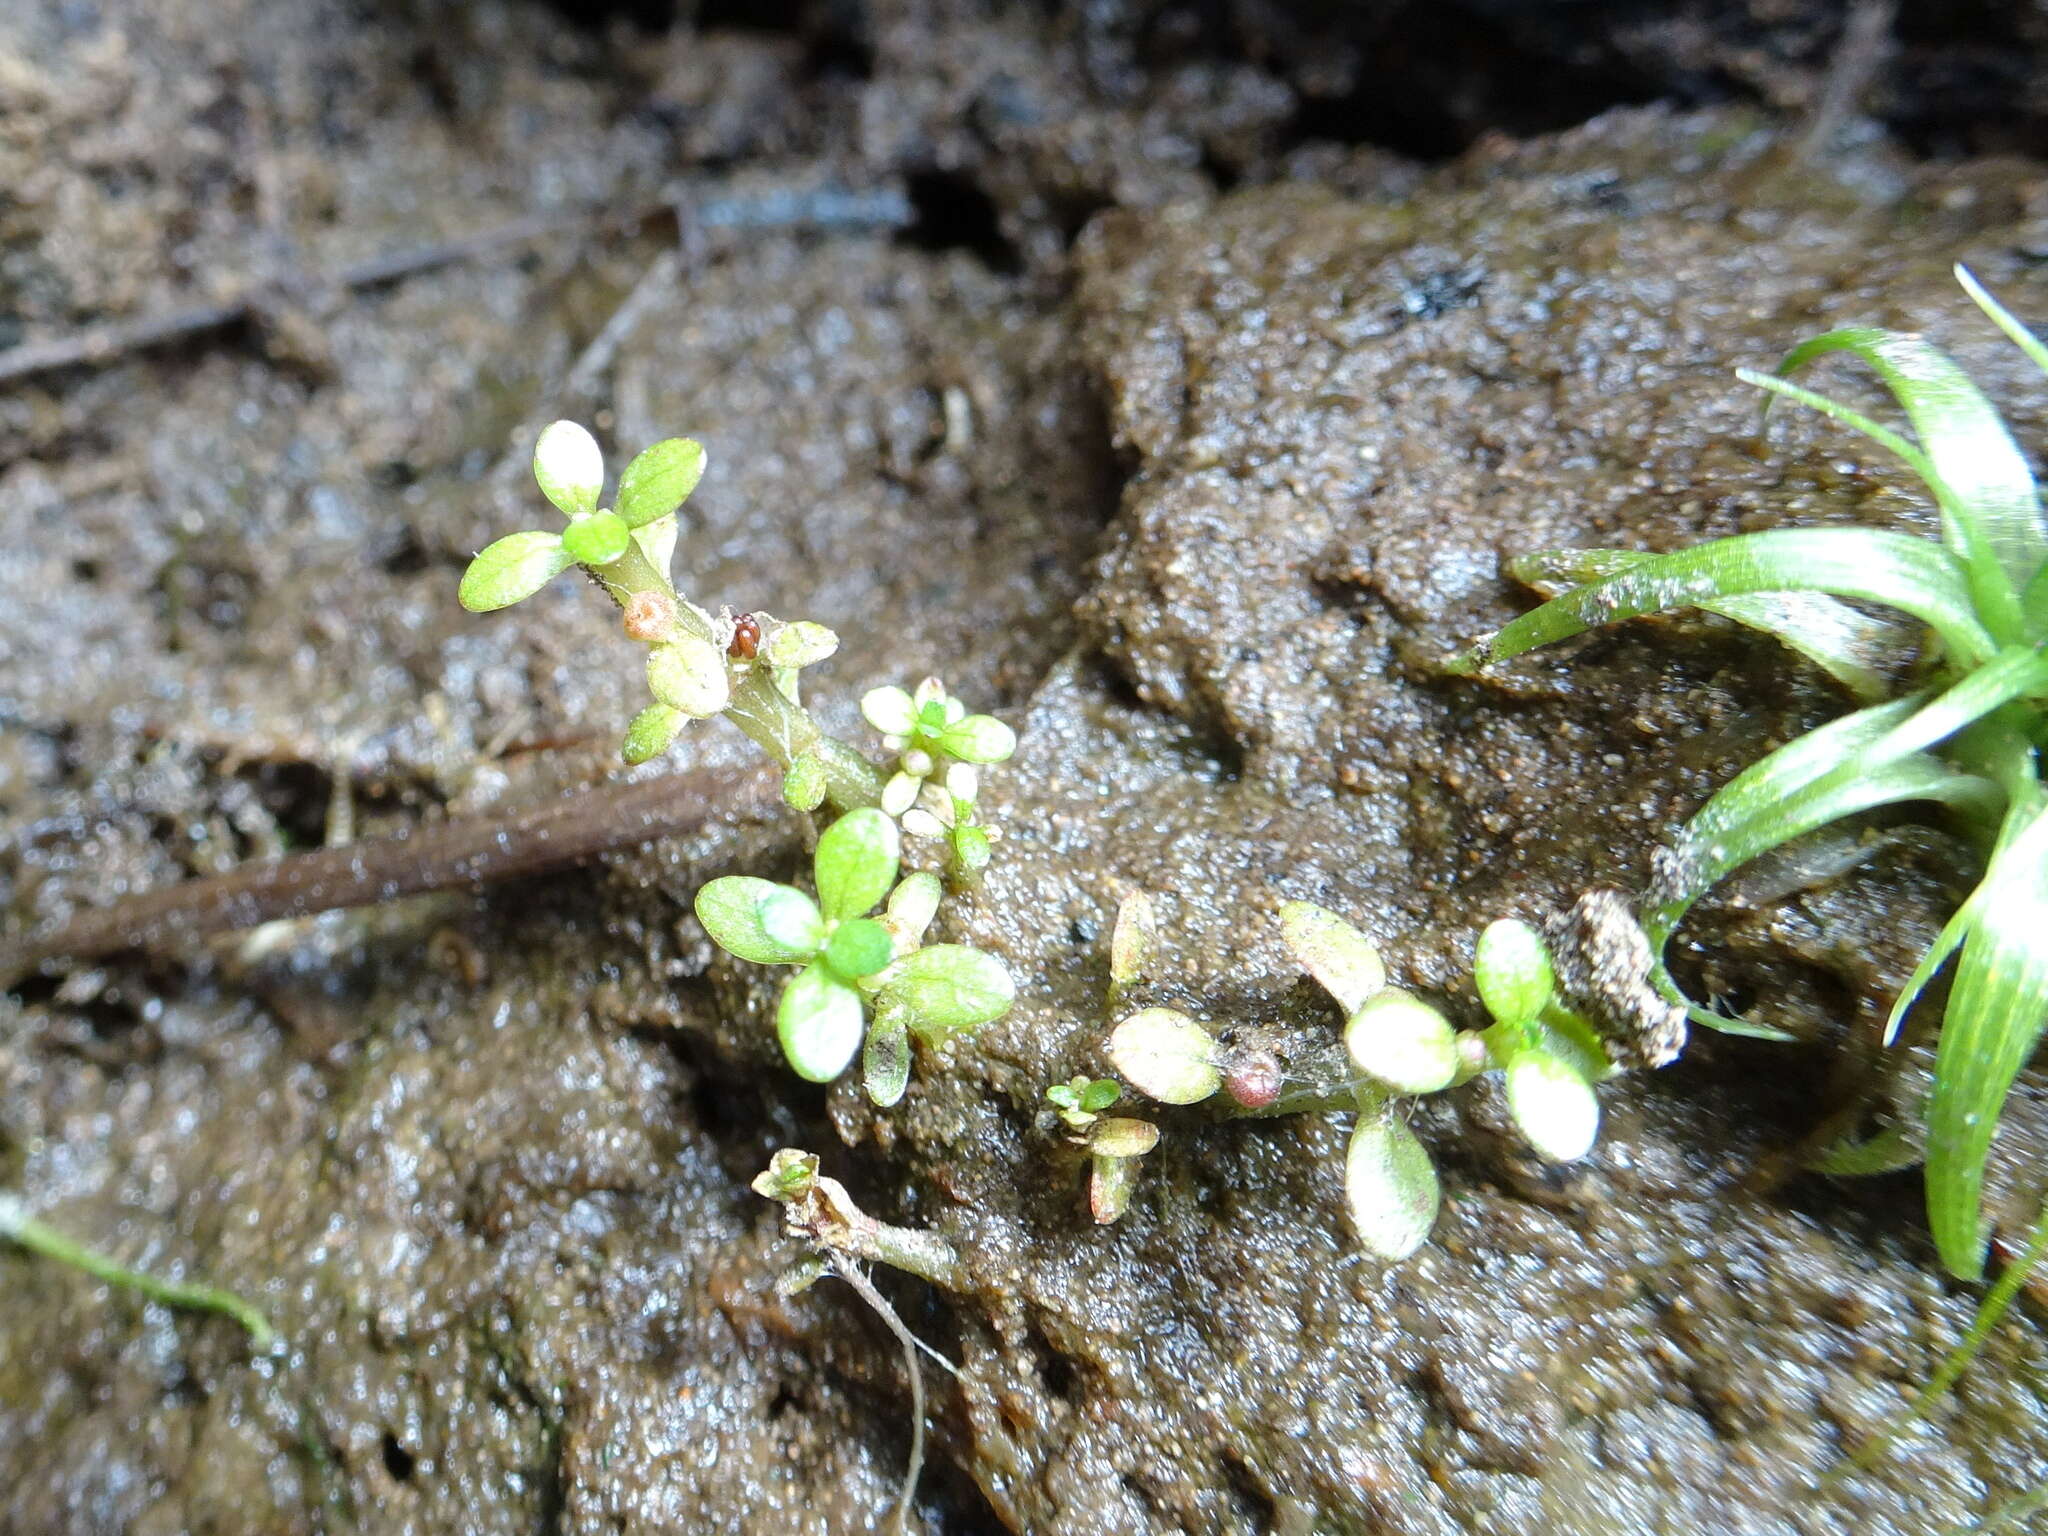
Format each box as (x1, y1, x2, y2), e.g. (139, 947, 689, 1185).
(1448, 265, 2048, 1280)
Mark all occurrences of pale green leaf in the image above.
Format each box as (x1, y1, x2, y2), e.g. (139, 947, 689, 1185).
(615, 438, 705, 528)
(1473, 919, 1554, 1028)
(696, 877, 821, 965)
(622, 704, 686, 766)
(814, 807, 900, 921)
(1107, 1008, 1221, 1104)
(646, 635, 730, 718)
(1279, 900, 1387, 1015)
(532, 420, 604, 518)
(876, 944, 1014, 1037)
(777, 964, 866, 1083)
(1345, 990, 1459, 1095)
(1504, 1046, 1600, 1162)
(863, 1010, 911, 1107)
(458, 531, 572, 612)
(1345, 1101, 1439, 1260)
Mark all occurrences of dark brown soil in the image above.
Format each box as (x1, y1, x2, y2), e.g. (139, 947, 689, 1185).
(4, 3, 2047, 1533)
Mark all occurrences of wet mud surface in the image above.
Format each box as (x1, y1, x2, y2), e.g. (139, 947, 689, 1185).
(4, 2, 2048, 1532)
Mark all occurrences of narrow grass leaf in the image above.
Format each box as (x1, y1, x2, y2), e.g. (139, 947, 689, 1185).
(1759, 325, 2043, 631)
(1449, 529, 1991, 675)
(1515, 549, 1903, 701)
(1925, 802, 2048, 1277)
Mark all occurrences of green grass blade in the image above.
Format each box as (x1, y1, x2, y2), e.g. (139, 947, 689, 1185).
(1925, 801, 2048, 1278)
(1954, 264, 2048, 383)
(1883, 738, 2041, 1045)
(1646, 754, 1994, 948)
(1448, 529, 1992, 675)
(1759, 326, 2042, 637)
(1650, 648, 2048, 947)
(1511, 548, 1899, 701)
(1834, 1190, 2048, 1484)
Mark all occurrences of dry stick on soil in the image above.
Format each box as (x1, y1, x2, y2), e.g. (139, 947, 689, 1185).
(0, 762, 773, 979)
(1793, 0, 1896, 164)
(0, 183, 911, 388)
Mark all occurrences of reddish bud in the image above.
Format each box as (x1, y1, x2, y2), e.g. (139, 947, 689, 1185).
(622, 591, 675, 642)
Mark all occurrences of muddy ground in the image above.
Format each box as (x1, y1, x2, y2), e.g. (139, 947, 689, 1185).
(4, 2, 2048, 1533)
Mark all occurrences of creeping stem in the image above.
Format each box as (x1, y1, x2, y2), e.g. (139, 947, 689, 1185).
(590, 537, 885, 812)
(0, 1194, 274, 1349)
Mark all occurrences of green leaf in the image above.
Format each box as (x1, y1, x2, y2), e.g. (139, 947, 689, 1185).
(1079, 1079, 1121, 1113)
(695, 878, 822, 965)
(1650, 650, 2048, 948)
(1449, 528, 1994, 676)
(882, 872, 943, 954)
(615, 438, 705, 528)
(1108, 890, 1155, 998)
(1089, 1153, 1138, 1224)
(951, 823, 992, 874)
(863, 1009, 911, 1107)
(532, 420, 604, 518)
(633, 513, 677, 580)
(1515, 550, 1904, 698)
(622, 704, 686, 766)
(646, 635, 731, 719)
(1279, 901, 1387, 1015)
(1345, 1098, 1439, 1260)
(777, 964, 866, 1083)
(1504, 1047, 1600, 1162)
(1925, 801, 2048, 1278)
(561, 510, 631, 567)
(824, 917, 895, 980)
(1513, 549, 1903, 702)
(861, 686, 916, 737)
(1956, 264, 2048, 383)
(1107, 1008, 1220, 1104)
(814, 808, 900, 921)
(1344, 991, 1460, 1095)
(458, 531, 572, 612)
(938, 714, 1017, 764)
(876, 945, 1014, 1038)
(762, 621, 838, 670)
(1089, 1117, 1159, 1159)
(1758, 321, 2044, 635)
(781, 754, 828, 812)
(1473, 919, 1554, 1027)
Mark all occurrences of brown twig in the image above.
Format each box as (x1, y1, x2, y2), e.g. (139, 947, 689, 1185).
(1, 762, 773, 979)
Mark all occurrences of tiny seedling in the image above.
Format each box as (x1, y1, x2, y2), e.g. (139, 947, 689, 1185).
(1105, 901, 1613, 1260)
(751, 1150, 962, 1535)
(1045, 1076, 1159, 1223)
(462, 422, 1021, 1095)
(1446, 267, 2048, 1279)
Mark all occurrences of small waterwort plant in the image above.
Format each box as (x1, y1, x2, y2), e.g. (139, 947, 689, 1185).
(1447, 266, 2048, 1280)
(461, 423, 1018, 1093)
(1104, 900, 1611, 1259)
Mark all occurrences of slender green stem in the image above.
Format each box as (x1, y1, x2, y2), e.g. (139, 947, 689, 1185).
(725, 668, 885, 811)
(590, 534, 884, 810)
(0, 1194, 275, 1349)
